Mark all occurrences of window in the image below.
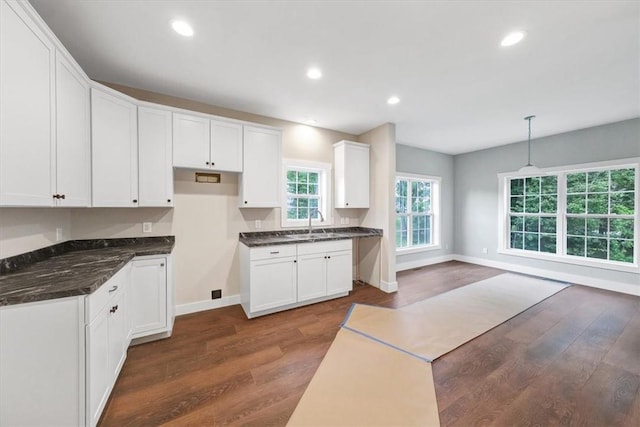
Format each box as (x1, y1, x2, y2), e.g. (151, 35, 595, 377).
(281, 159, 331, 227)
(499, 158, 638, 271)
(396, 174, 440, 251)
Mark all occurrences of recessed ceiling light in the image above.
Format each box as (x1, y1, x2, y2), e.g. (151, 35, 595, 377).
(501, 31, 525, 47)
(172, 20, 194, 37)
(306, 68, 322, 80)
(387, 96, 400, 105)
(303, 118, 317, 125)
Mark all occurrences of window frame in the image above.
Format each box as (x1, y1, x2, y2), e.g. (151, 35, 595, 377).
(281, 158, 332, 228)
(395, 173, 441, 254)
(498, 157, 639, 273)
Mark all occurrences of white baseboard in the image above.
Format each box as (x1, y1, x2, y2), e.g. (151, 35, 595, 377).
(396, 254, 455, 272)
(380, 280, 398, 293)
(175, 294, 241, 316)
(453, 254, 640, 297)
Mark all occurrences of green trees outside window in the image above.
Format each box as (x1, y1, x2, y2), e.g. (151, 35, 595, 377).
(396, 177, 435, 249)
(286, 170, 320, 220)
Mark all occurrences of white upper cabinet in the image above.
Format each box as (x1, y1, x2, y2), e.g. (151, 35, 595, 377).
(173, 113, 243, 172)
(240, 126, 281, 208)
(210, 119, 243, 172)
(91, 88, 138, 207)
(334, 141, 370, 208)
(0, 0, 56, 206)
(138, 107, 173, 207)
(172, 113, 210, 169)
(55, 54, 91, 207)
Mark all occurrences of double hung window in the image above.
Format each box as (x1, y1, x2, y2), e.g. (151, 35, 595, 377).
(396, 175, 440, 250)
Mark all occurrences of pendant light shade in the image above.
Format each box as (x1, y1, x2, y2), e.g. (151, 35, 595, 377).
(516, 115, 544, 175)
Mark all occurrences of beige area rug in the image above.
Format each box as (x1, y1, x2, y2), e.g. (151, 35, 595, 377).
(287, 328, 441, 427)
(344, 273, 570, 361)
(287, 273, 569, 426)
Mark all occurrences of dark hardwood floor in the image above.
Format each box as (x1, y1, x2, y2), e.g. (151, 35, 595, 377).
(100, 261, 640, 426)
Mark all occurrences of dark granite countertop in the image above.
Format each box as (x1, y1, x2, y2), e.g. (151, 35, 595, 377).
(0, 237, 175, 307)
(239, 227, 382, 247)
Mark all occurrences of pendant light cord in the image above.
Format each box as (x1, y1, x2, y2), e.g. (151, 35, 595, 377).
(524, 115, 535, 167)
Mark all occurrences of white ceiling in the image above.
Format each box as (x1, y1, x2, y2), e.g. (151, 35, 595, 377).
(30, 0, 639, 155)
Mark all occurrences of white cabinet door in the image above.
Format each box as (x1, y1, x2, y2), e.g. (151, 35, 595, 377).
(250, 256, 297, 312)
(297, 252, 327, 302)
(173, 113, 210, 169)
(334, 141, 370, 208)
(130, 257, 167, 337)
(55, 54, 90, 207)
(107, 290, 126, 380)
(326, 250, 353, 294)
(240, 126, 281, 207)
(87, 305, 109, 427)
(138, 107, 173, 207)
(210, 119, 243, 172)
(91, 88, 138, 207)
(0, 0, 55, 206)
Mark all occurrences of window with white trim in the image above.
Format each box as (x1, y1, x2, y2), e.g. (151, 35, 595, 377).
(499, 158, 638, 271)
(281, 159, 331, 228)
(395, 175, 440, 250)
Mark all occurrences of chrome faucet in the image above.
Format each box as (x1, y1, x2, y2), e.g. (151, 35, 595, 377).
(308, 208, 324, 234)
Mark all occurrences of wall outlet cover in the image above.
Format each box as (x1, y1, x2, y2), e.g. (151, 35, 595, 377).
(142, 222, 152, 233)
(211, 289, 222, 300)
(255, 220, 262, 229)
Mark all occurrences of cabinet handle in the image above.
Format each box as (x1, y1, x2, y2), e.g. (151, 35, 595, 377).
(167, 199, 171, 203)
(244, 201, 248, 204)
(53, 194, 59, 199)
(108, 285, 118, 293)
(294, 260, 297, 263)
(132, 199, 138, 203)
(345, 202, 349, 206)
(206, 161, 210, 165)
(160, 263, 165, 267)
(328, 256, 331, 259)
(60, 194, 65, 199)
(270, 251, 280, 254)
(211, 162, 215, 166)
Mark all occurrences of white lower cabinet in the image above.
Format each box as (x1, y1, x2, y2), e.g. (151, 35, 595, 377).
(240, 240, 353, 318)
(130, 255, 175, 341)
(0, 253, 174, 427)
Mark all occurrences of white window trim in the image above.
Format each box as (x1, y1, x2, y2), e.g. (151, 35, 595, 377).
(395, 173, 442, 253)
(281, 158, 332, 228)
(497, 157, 639, 273)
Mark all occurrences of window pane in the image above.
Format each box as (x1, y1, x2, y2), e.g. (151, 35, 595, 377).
(309, 198, 319, 209)
(566, 217, 585, 236)
(541, 176, 557, 194)
(510, 215, 524, 232)
(540, 235, 556, 253)
(540, 195, 557, 213)
(610, 192, 635, 215)
(566, 194, 586, 214)
(298, 172, 308, 183)
(510, 232, 523, 249)
(396, 216, 408, 248)
(286, 170, 297, 182)
(609, 239, 633, 263)
(298, 207, 308, 220)
(610, 168, 635, 192)
(287, 208, 297, 219)
(308, 183, 318, 195)
(396, 180, 408, 214)
(588, 171, 609, 193)
(411, 181, 431, 213)
(586, 238, 607, 260)
(297, 183, 308, 194)
(525, 177, 540, 195)
(586, 218, 607, 238)
(587, 194, 608, 214)
(525, 217, 539, 233)
(524, 233, 539, 251)
(287, 183, 297, 194)
(610, 219, 634, 240)
(567, 173, 586, 193)
(510, 196, 524, 213)
(308, 172, 319, 184)
(540, 217, 556, 234)
(525, 196, 540, 213)
(567, 236, 585, 256)
(510, 178, 524, 196)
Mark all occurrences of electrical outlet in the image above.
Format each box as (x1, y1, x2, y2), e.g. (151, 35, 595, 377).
(142, 222, 152, 233)
(255, 220, 262, 229)
(211, 289, 222, 300)
(345, 217, 350, 225)
(482, 247, 488, 254)
(55, 228, 63, 242)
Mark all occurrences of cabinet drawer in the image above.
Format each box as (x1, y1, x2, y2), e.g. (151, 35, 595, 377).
(250, 244, 296, 261)
(297, 239, 352, 255)
(86, 265, 128, 324)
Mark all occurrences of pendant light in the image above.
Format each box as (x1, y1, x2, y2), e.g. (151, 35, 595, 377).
(517, 115, 543, 175)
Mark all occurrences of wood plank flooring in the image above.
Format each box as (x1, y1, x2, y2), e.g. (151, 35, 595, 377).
(99, 261, 640, 426)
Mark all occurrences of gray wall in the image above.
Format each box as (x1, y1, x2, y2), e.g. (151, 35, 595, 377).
(396, 145, 455, 269)
(453, 118, 640, 286)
